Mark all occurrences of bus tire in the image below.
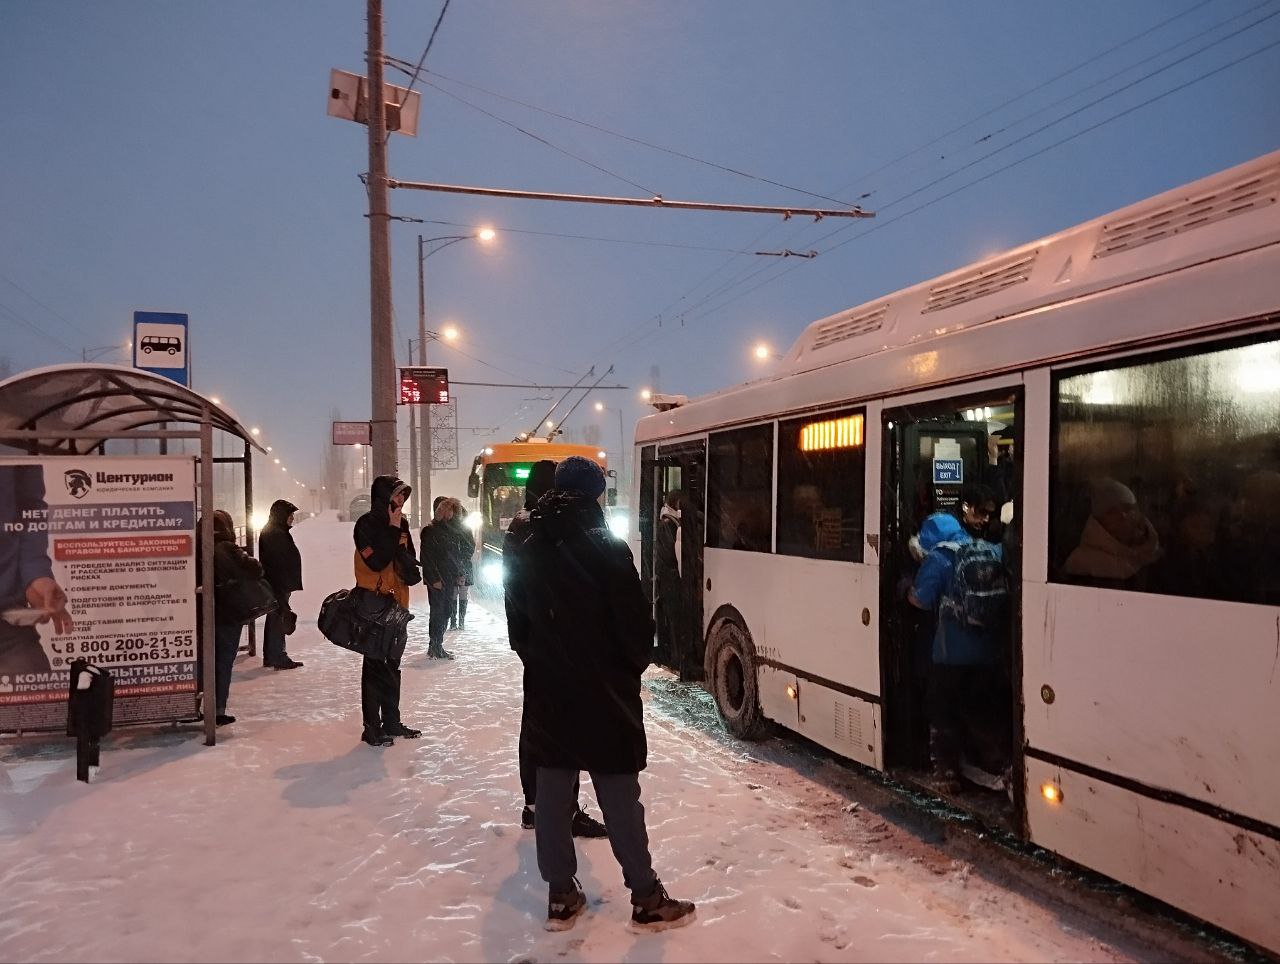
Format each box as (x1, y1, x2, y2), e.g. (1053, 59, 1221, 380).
(706, 619, 768, 741)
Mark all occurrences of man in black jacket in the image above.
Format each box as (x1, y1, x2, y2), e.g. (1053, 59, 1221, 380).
(506, 456, 695, 933)
(503, 460, 607, 838)
(258, 499, 303, 670)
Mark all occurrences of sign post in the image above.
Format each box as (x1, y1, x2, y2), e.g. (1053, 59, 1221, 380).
(133, 312, 190, 387)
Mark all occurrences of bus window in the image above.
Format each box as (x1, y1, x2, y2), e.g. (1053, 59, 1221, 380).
(707, 424, 773, 553)
(777, 409, 866, 562)
(1052, 333, 1280, 604)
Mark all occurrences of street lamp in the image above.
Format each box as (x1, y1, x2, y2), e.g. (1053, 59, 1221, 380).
(593, 400, 627, 493)
(753, 341, 781, 362)
(413, 229, 496, 525)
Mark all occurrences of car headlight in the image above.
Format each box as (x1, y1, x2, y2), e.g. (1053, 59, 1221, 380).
(465, 511, 483, 532)
(482, 560, 504, 585)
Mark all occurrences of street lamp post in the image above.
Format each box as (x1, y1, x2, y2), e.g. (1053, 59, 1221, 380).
(416, 229, 494, 522)
(594, 401, 627, 495)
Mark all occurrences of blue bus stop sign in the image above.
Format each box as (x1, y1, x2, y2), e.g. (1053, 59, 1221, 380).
(133, 312, 189, 386)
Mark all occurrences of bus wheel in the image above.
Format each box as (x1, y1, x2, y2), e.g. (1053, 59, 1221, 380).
(707, 619, 768, 741)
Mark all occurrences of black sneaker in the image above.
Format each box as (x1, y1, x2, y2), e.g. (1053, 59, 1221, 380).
(571, 807, 608, 839)
(545, 878, 586, 932)
(629, 882, 695, 933)
(215, 714, 236, 727)
(269, 658, 304, 670)
(521, 806, 535, 829)
(361, 725, 394, 747)
(383, 722, 421, 739)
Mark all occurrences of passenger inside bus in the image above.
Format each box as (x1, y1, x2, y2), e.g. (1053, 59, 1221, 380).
(1061, 479, 1161, 588)
(907, 483, 1010, 792)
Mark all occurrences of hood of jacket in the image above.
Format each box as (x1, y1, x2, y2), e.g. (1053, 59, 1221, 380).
(918, 512, 967, 552)
(524, 459, 558, 510)
(268, 499, 298, 528)
(369, 474, 410, 509)
(531, 490, 607, 541)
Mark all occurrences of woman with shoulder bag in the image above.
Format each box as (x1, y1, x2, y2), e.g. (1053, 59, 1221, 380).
(353, 476, 422, 747)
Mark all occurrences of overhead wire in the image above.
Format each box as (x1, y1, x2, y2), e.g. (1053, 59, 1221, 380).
(420, 69, 859, 207)
(599, 7, 1280, 357)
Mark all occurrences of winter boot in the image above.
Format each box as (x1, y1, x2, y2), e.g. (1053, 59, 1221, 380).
(571, 807, 608, 839)
(629, 881, 696, 933)
(383, 722, 422, 739)
(361, 725, 394, 747)
(545, 878, 587, 932)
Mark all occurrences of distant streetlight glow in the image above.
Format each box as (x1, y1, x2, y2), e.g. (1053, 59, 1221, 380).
(273, 458, 280, 465)
(594, 401, 605, 412)
(640, 389, 653, 401)
(754, 342, 772, 361)
(251, 427, 261, 436)
(545, 420, 555, 429)
(441, 325, 459, 342)
(210, 396, 221, 405)
(477, 227, 497, 243)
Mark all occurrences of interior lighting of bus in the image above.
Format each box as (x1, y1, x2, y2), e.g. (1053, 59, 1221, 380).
(799, 414, 864, 452)
(1041, 782, 1063, 805)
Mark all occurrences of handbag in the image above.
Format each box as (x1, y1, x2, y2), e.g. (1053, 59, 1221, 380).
(318, 586, 414, 662)
(215, 576, 278, 625)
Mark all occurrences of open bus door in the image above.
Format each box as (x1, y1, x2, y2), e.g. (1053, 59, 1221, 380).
(638, 441, 706, 680)
(881, 392, 1023, 833)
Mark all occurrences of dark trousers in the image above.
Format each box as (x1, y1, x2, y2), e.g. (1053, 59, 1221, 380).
(262, 590, 290, 665)
(427, 584, 456, 654)
(213, 622, 242, 713)
(536, 768, 658, 900)
(361, 653, 402, 729)
(0, 620, 50, 674)
(928, 663, 1007, 772)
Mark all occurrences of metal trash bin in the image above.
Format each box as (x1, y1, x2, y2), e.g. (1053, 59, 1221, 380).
(66, 660, 113, 782)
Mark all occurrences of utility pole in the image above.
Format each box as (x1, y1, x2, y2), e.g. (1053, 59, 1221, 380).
(407, 337, 419, 527)
(417, 234, 433, 517)
(366, 0, 396, 480)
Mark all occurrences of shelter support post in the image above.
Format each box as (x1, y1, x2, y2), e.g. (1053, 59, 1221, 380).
(200, 414, 217, 746)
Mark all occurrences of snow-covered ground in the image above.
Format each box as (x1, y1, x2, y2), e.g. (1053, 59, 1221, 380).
(1, 516, 1166, 962)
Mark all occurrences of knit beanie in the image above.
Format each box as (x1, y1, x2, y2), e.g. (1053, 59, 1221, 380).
(1090, 478, 1136, 518)
(554, 456, 606, 500)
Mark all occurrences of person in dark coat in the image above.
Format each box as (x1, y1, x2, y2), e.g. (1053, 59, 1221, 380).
(419, 497, 473, 659)
(653, 489, 682, 670)
(505, 456, 695, 933)
(198, 509, 262, 726)
(353, 475, 422, 747)
(257, 499, 303, 670)
(502, 459, 607, 838)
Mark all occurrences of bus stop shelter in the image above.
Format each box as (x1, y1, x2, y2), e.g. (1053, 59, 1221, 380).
(0, 363, 264, 745)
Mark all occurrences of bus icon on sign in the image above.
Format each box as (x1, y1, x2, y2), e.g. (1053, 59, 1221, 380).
(140, 335, 182, 355)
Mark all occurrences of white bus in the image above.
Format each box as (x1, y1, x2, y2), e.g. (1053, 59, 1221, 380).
(633, 149, 1280, 953)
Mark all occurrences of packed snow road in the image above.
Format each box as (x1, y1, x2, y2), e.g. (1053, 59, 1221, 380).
(0, 518, 1202, 962)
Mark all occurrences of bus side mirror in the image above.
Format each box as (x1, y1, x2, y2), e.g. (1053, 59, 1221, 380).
(607, 487, 618, 507)
(467, 475, 479, 499)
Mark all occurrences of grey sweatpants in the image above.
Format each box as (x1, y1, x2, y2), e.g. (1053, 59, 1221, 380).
(535, 768, 659, 901)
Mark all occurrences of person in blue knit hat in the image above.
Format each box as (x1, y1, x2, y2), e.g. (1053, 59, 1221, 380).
(505, 453, 696, 933)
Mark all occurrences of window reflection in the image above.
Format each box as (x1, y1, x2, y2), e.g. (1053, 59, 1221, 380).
(707, 425, 773, 552)
(1052, 333, 1280, 605)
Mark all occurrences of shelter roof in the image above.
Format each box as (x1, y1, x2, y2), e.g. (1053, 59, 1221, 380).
(0, 363, 264, 455)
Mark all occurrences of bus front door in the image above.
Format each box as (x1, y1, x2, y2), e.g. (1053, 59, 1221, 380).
(640, 442, 706, 681)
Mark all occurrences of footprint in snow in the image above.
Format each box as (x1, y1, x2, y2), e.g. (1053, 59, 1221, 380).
(852, 875, 877, 888)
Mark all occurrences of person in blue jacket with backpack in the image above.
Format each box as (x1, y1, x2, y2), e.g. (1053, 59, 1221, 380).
(909, 483, 1007, 789)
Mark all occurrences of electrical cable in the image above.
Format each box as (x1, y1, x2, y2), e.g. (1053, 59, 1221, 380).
(424, 81, 659, 195)
(421, 69, 858, 207)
